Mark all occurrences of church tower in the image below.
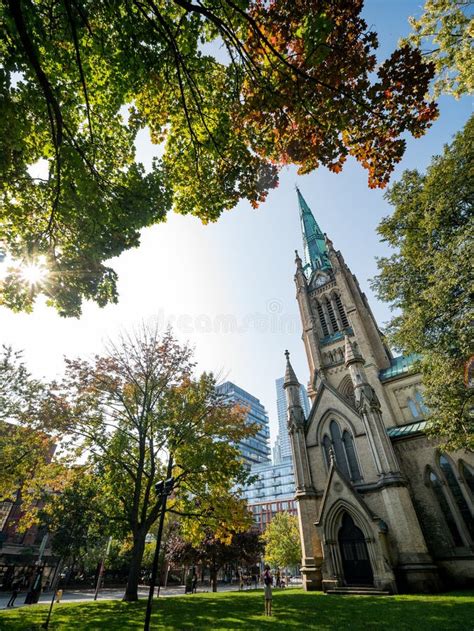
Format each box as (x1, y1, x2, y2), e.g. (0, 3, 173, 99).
(285, 189, 446, 594)
(294, 187, 393, 418)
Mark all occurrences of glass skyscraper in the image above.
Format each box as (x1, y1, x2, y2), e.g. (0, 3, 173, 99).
(275, 377, 311, 462)
(240, 459, 297, 531)
(216, 381, 271, 467)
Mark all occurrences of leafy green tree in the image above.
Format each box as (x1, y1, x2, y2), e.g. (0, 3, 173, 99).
(372, 115, 473, 450)
(0, 1, 438, 315)
(263, 512, 301, 569)
(403, 0, 473, 97)
(0, 345, 55, 499)
(45, 326, 255, 601)
(34, 468, 110, 568)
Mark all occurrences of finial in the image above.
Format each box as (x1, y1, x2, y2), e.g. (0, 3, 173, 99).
(284, 349, 290, 361)
(324, 233, 333, 249)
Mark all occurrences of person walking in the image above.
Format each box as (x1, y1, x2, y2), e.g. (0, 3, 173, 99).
(276, 568, 281, 588)
(263, 565, 273, 617)
(6, 576, 22, 608)
(252, 568, 258, 590)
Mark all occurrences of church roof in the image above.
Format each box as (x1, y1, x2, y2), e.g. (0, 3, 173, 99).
(387, 419, 428, 438)
(379, 353, 422, 382)
(296, 187, 332, 274)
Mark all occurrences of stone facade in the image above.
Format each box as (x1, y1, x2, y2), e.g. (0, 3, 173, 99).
(283, 191, 474, 593)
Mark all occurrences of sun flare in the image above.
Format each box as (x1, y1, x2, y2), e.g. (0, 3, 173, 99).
(21, 262, 47, 285)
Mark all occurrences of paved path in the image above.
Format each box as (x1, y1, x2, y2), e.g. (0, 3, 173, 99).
(0, 583, 242, 610)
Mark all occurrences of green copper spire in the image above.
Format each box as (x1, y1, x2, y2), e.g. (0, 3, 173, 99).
(296, 187, 331, 273)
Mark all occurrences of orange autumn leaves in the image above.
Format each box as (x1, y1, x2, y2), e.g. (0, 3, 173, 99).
(238, 0, 438, 188)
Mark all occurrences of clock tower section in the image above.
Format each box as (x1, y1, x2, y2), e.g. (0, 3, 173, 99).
(294, 189, 394, 421)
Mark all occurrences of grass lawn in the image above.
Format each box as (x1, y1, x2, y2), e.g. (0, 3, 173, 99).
(0, 589, 472, 631)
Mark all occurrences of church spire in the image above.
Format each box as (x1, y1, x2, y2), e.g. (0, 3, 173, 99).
(296, 187, 331, 273)
(284, 349, 299, 388)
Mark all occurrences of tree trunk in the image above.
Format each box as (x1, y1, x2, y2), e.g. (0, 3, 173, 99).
(210, 564, 217, 593)
(123, 529, 146, 602)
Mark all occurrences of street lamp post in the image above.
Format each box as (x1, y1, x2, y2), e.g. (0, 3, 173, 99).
(94, 536, 113, 601)
(143, 456, 174, 631)
(41, 557, 62, 630)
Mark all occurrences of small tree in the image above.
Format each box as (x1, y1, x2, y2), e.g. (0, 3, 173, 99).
(34, 468, 110, 572)
(263, 512, 301, 571)
(167, 527, 263, 592)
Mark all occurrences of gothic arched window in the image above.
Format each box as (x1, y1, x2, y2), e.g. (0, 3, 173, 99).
(414, 390, 429, 415)
(322, 435, 332, 469)
(317, 302, 329, 337)
(407, 398, 420, 418)
(334, 293, 349, 329)
(330, 421, 349, 478)
(342, 430, 362, 481)
(325, 298, 339, 333)
(324, 420, 362, 482)
(439, 455, 474, 538)
(428, 469, 463, 547)
(460, 461, 474, 497)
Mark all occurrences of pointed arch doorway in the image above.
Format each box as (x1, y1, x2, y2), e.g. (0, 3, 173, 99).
(338, 512, 374, 586)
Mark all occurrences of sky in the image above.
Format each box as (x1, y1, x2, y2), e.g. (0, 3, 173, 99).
(0, 1, 471, 449)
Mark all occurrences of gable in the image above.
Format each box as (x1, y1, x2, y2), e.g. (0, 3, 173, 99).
(305, 380, 364, 445)
(315, 461, 377, 530)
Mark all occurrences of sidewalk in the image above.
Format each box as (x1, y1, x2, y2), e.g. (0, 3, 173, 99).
(0, 583, 240, 610)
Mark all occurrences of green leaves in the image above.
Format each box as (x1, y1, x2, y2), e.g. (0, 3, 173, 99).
(373, 116, 474, 450)
(263, 512, 301, 569)
(404, 0, 473, 98)
(0, 1, 438, 314)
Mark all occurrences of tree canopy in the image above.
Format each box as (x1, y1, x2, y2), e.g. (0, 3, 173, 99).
(372, 115, 473, 451)
(403, 0, 473, 98)
(0, 0, 437, 315)
(29, 326, 256, 601)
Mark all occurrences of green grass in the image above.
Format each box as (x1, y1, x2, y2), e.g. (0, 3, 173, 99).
(0, 589, 473, 630)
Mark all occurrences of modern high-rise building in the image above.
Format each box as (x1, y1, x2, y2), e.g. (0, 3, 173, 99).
(240, 377, 310, 531)
(275, 377, 310, 462)
(216, 381, 271, 467)
(241, 459, 297, 531)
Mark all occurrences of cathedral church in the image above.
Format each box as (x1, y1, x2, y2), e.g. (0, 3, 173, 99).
(283, 189, 473, 593)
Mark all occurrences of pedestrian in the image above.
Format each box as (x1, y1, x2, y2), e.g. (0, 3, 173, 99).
(276, 568, 281, 588)
(192, 570, 198, 594)
(239, 571, 244, 591)
(263, 565, 273, 617)
(252, 569, 258, 589)
(55, 588, 63, 603)
(6, 576, 22, 608)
